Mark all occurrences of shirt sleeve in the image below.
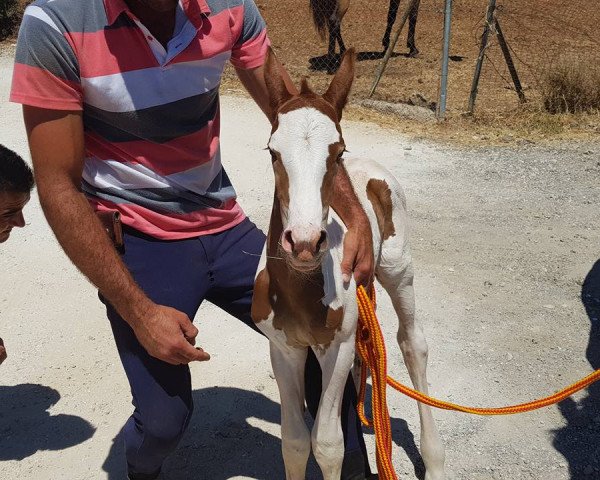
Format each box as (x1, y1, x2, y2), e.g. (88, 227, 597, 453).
(10, 5, 83, 110)
(230, 0, 271, 70)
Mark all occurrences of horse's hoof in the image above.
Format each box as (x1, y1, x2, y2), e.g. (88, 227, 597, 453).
(408, 46, 419, 58)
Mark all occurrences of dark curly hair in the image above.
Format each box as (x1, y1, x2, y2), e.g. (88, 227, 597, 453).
(0, 144, 34, 194)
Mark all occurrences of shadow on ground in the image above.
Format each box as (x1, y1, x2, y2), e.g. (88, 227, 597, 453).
(0, 383, 95, 461)
(102, 386, 305, 479)
(309, 51, 402, 73)
(102, 384, 426, 479)
(553, 259, 600, 478)
(363, 383, 426, 480)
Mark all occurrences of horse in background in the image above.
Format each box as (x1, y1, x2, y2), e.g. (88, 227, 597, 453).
(309, 0, 420, 62)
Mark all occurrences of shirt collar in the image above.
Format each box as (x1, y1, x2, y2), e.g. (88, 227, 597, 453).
(103, 0, 211, 26)
(104, 0, 128, 25)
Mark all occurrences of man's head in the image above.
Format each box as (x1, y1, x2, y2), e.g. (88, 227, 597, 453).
(0, 145, 34, 243)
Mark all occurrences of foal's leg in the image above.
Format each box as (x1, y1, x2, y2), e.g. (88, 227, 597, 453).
(270, 343, 311, 480)
(377, 258, 446, 480)
(382, 0, 401, 51)
(311, 337, 356, 480)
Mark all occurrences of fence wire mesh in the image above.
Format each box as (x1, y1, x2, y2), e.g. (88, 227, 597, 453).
(2, 0, 599, 117)
(470, 0, 600, 114)
(240, 0, 600, 118)
(251, 0, 446, 111)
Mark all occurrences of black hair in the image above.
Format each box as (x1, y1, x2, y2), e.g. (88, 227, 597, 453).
(0, 144, 34, 194)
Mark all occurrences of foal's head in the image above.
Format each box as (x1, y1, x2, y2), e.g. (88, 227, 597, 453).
(264, 48, 355, 271)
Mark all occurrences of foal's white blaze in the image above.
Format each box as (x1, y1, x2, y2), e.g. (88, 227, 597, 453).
(269, 107, 340, 243)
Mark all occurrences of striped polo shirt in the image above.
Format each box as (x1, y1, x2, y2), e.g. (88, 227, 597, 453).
(10, 0, 269, 239)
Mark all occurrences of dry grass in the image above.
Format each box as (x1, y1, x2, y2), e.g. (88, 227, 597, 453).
(541, 59, 600, 114)
(346, 104, 599, 144)
(0, 0, 21, 40)
(221, 71, 600, 146)
(259, 0, 600, 127)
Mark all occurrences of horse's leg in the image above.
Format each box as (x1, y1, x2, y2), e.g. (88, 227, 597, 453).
(327, 19, 337, 57)
(270, 342, 311, 480)
(377, 253, 446, 480)
(334, 21, 346, 55)
(407, 0, 420, 56)
(335, 0, 349, 55)
(311, 338, 356, 480)
(382, 0, 401, 51)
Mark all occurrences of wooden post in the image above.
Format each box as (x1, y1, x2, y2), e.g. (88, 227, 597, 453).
(467, 0, 496, 114)
(495, 20, 526, 104)
(369, 0, 419, 98)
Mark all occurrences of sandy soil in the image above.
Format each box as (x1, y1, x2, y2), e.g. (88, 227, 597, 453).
(254, 0, 600, 114)
(0, 46, 599, 480)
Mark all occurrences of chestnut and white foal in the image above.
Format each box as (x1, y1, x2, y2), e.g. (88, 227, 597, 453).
(251, 49, 446, 480)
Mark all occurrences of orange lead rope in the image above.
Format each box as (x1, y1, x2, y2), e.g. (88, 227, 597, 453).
(355, 285, 600, 479)
(355, 285, 397, 480)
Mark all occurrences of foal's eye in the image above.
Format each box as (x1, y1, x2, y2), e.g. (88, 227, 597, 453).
(336, 151, 344, 162)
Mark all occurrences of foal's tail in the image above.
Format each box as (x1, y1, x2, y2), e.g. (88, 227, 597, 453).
(309, 0, 337, 39)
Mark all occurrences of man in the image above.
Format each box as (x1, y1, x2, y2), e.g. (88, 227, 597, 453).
(11, 0, 375, 478)
(0, 144, 35, 365)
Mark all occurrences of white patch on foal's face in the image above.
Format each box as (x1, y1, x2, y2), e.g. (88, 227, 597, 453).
(269, 107, 340, 249)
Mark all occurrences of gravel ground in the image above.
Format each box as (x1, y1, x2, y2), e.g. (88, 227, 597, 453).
(0, 46, 599, 480)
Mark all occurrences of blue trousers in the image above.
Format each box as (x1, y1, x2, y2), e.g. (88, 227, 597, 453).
(104, 218, 370, 478)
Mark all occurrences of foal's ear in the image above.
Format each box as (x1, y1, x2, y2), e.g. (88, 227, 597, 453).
(323, 48, 356, 121)
(264, 47, 293, 123)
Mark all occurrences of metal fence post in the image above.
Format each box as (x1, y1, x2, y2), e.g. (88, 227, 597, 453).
(468, 0, 496, 114)
(437, 0, 453, 120)
(495, 20, 526, 104)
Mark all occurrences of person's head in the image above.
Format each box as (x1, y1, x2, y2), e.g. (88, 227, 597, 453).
(0, 145, 34, 243)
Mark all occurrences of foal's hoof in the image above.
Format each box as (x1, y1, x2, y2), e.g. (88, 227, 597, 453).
(408, 46, 420, 58)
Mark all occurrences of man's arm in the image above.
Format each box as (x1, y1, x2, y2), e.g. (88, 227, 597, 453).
(234, 62, 297, 117)
(23, 106, 209, 365)
(234, 64, 374, 286)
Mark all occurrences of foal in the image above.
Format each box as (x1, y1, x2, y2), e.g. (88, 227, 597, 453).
(251, 49, 445, 479)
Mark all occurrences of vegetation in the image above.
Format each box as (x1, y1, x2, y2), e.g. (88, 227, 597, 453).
(0, 0, 27, 41)
(542, 59, 600, 114)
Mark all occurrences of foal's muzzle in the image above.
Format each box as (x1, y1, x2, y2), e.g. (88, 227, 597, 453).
(281, 228, 328, 269)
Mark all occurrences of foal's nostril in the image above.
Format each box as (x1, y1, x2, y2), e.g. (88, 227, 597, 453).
(284, 230, 295, 251)
(316, 230, 327, 252)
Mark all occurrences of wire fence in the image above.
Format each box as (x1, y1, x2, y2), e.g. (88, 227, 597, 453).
(3, 0, 598, 118)
(255, 0, 447, 112)
(470, 0, 600, 115)
(251, 0, 600, 118)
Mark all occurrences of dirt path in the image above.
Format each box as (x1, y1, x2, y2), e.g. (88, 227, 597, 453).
(0, 47, 599, 480)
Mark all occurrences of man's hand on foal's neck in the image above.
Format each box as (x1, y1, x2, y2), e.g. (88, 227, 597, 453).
(331, 165, 374, 287)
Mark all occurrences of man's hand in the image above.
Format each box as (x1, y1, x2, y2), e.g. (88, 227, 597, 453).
(330, 165, 375, 287)
(341, 218, 374, 287)
(0, 338, 6, 365)
(131, 304, 211, 366)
